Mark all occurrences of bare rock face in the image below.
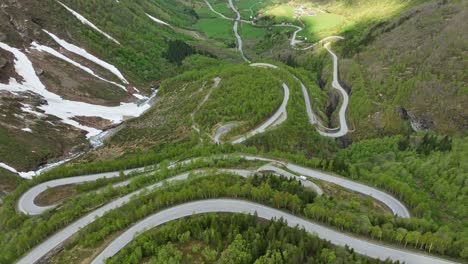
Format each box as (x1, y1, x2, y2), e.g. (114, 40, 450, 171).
(369, 111, 385, 132)
(35, 68, 44, 76)
(0, 57, 7, 69)
(396, 106, 409, 120)
(0, 32, 6, 42)
(407, 111, 433, 132)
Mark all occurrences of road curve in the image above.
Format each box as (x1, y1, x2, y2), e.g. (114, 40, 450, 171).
(240, 155, 409, 218)
(317, 42, 349, 138)
(16, 156, 411, 263)
(91, 199, 454, 264)
(214, 122, 238, 144)
(284, 162, 409, 218)
(18, 155, 409, 218)
(206, 0, 351, 139)
(231, 83, 289, 144)
(16, 169, 252, 264)
(17, 168, 145, 215)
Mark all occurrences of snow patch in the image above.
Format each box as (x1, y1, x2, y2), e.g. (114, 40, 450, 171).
(43, 30, 129, 85)
(57, 1, 120, 45)
(31, 42, 127, 91)
(22, 128, 32, 132)
(1, 151, 84, 179)
(21, 104, 46, 117)
(132, 93, 146, 100)
(0, 163, 18, 174)
(146, 13, 170, 26)
(0, 163, 36, 179)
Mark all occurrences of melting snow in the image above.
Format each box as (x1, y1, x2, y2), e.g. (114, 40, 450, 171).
(0, 41, 155, 139)
(146, 13, 170, 26)
(132, 93, 147, 100)
(57, 1, 120, 45)
(31, 42, 127, 90)
(0, 163, 36, 179)
(21, 104, 46, 117)
(43, 30, 129, 85)
(1, 151, 83, 179)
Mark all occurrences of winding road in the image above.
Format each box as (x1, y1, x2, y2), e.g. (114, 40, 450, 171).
(16, 152, 443, 264)
(231, 83, 289, 144)
(18, 154, 409, 218)
(12, 2, 452, 264)
(16, 155, 413, 263)
(207, 0, 350, 140)
(229, 0, 251, 63)
(91, 199, 455, 264)
(16, 169, 253, 264)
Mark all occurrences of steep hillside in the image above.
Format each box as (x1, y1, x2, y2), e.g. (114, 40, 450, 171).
(0, 0, 466, 263)
(0, 0, 202, 174)
(336, 0, 467, 138)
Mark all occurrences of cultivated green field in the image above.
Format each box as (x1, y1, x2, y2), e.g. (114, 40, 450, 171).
(237, 0, 274, 18)
(264, 3, 347, 41)
(192, 17, 234, 41)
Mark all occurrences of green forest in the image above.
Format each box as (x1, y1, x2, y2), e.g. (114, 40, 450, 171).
(105, 213, 392, 264)
(0, 0, 466, 263)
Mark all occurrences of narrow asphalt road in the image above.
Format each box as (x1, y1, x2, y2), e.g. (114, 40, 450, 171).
(15, 3, 414, 263)
(18, 155, 409, 218)
(17, 156, 412, 263)
(316, 42, 350, 138)
(206, 0, 350, 139)
(16, 169, 252, 264)
(228, 0, 250, 63)
(257, 164, 324, 195)
(232, 83, 289, 144)
(214, 122, 238, 144)
(17, 167, 145, 215)
(92, 199, 455, 264)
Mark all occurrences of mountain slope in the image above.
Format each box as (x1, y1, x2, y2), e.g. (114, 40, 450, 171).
(337, 0, 467, 138)
(0, 0, 200, 174)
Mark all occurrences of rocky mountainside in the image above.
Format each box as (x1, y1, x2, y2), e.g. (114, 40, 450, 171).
(0, 0, 198, 175)
(0, 0, 466, 178)
(337, 0, 467, 138)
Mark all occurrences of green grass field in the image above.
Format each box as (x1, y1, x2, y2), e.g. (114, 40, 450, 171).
(300, 13, 346, 40)
(237, 0, 274, 19)
(264, 4, 347, 41)
(204, 0, 235, 17)
(192, 17, 234, 42)
(240, 23, 269, 39)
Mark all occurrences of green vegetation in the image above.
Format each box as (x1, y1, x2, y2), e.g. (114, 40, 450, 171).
(50, 0, 199, 85)
(325, 134, 468, 258)
(0, 169, 23, 200)
(262, 2, 347, 41)
(300, 13, 346, 40)
(237, 0, 274, 18)
(1, 0, 467, 263)
(338, 0, 467, 137)
(0, 114, 87, 171)
(106, 213, 388, 264)
(195, 65, 283, 136)
(0, 158, 266, 263)
(192, 17, 234, 43)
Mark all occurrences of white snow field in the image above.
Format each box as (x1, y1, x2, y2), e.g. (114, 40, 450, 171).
(43, 30, 129, 85)
(31, 42, 127, 90)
